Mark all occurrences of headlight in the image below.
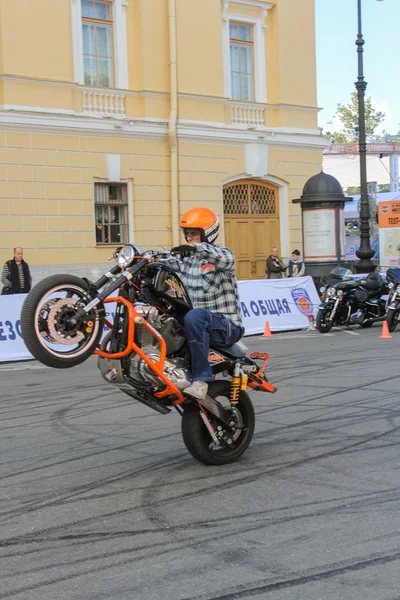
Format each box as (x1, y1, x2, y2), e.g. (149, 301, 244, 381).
(117, 244, 136, 267)
(388, 282, 395, 289)
(320, 286, 326, 294)
(337, 289, 343, 297)
(327, 287, 336, 298)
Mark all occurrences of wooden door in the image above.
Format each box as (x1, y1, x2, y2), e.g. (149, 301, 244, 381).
(223, 180, 280, 280)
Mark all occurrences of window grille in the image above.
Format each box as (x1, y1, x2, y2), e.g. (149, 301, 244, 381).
(94, 183, 128, 245)
(223, 182, 277, 216)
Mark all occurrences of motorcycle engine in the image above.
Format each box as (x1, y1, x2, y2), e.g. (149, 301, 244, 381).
(129, 303, 191, 391)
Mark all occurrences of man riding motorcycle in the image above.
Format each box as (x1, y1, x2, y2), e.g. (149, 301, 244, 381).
(169, 207, 244, 400)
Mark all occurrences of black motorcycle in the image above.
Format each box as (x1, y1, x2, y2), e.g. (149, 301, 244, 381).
(317, 267, 389, 333)
(20, 244, 277, 466)
(385, 268, 400, 332)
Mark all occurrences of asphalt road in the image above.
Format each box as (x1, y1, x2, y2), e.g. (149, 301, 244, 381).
(1, 325, 400, 600)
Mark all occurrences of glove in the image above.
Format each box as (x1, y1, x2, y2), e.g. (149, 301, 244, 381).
(171, 244, 196, 259)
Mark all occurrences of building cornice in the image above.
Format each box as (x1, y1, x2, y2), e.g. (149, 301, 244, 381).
(0, 109, 328, 152)
(224, 0, 275, 12)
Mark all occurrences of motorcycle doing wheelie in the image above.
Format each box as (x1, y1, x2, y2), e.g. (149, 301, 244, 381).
(385, 268, 400, 332)
(20, 244, 277, 466)
(316, 267, 389, 333)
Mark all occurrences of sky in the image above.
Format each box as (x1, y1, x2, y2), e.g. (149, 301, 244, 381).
(315, 0, 400, 136)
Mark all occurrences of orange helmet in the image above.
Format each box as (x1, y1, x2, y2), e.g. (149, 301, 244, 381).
(180, 207, 220, 244)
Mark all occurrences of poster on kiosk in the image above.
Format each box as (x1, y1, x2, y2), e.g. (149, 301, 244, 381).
(378, 200, 400, 267)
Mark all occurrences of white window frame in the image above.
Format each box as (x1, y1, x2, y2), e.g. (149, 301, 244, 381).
(71, 0, 129, 89)
(222, 0, 273, 104)
(94, 181, 131, 246)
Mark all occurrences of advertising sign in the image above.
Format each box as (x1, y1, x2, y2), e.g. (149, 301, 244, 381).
(344, 196, 379, 261)
(303, 208, 337, 261)
(378, 200, 400, 267)
(303, 209, 345, 261)
(328, 143, 400, 155)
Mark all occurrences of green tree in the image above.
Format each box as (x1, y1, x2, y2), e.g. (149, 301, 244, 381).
(332, 92, 385, 143)
(325, 131, 347, 143)
(346, 186, 360, 195)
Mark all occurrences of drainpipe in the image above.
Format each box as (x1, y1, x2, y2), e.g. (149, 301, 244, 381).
(168, 0, 179, 246)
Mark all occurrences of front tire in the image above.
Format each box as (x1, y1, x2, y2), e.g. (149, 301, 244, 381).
(21, 274, 104, 369)
(181, 380, 255, 466)
(387, 309, 399, 333)
(316, 308, 334, 333)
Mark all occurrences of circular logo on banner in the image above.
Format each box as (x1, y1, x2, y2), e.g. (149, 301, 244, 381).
(380, 204, 390, 214)
(291, 288, 313, 317)
(298, 297, 311, 315)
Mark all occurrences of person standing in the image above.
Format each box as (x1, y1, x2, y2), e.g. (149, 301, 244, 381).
(1, 247, 32, 295)
(287, 249, 305, 278)
(265, 247, 287, 279)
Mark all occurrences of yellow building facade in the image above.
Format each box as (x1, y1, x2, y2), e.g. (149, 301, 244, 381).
(0, 0, 326, 280)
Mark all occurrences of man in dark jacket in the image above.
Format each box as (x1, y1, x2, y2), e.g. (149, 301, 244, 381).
(1, 247, 32, 294)
(266, 247, 287, 279)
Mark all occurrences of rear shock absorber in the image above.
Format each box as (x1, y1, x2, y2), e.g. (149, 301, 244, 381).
(240, 375, 248, 391)
(230, 363, 241, 404)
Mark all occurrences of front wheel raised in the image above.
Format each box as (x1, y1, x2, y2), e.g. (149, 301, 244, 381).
(181, 380, 255, 466)
(21, 274, 104, 369)
(316, 308, 334, 333)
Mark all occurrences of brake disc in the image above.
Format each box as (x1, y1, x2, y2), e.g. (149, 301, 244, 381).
(45, 298, 85, 346)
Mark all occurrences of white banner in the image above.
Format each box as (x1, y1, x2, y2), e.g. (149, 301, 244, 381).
(0, 294, 32, 362)
(239, 276, 320, 335)
(0, 276, 320, 362)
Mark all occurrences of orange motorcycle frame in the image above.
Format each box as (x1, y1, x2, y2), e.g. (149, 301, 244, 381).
(94, 297, 185, 405)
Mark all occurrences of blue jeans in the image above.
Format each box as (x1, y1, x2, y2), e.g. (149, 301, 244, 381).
(184, 308, 243, 382)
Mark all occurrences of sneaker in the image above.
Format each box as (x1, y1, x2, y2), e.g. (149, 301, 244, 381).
(184, 381, 208, 400)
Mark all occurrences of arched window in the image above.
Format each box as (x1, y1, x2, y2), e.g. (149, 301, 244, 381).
(223, 180, 278, 216)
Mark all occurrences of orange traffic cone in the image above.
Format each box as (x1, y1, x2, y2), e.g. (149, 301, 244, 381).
(262, 322, 273, 337)
(380, 321, 392, 339)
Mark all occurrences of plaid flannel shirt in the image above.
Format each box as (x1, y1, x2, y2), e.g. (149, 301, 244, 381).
(168, 243, 242, 326)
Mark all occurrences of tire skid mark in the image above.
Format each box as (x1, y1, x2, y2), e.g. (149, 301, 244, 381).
(182, 550, 400, 600)
(0, 454, 184, 523)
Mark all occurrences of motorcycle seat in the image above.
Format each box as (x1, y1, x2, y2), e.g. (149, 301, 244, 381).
(362, 273, 382, 291)
(211, 342, 247, 358)
(366, 288, 380, 298)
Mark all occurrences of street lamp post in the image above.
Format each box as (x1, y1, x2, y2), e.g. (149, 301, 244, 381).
(354, 0, 383, 273)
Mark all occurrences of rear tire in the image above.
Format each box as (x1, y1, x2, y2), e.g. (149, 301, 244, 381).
(316, 309, 334, 333)
(21, 274, 104, 369)
(181, 380, 255, 466)
(387, 309, 399, 333)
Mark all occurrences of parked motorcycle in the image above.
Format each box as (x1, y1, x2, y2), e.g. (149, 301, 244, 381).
(316, 267, 389, 333)
(20, 244, 277, 465)
(385, 268, 400, 332)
